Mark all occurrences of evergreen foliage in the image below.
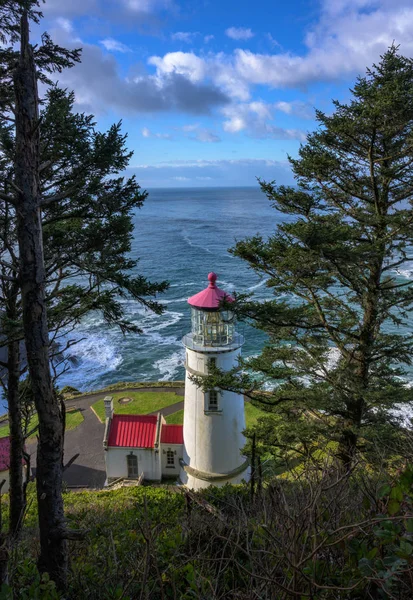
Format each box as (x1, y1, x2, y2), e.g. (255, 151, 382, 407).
(0, 0, 167, 577)
(2, 463, 413, 599)
(198, 47, 413, 466)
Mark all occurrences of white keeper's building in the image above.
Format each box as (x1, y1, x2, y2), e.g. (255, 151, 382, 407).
(103, 402, 184, 483)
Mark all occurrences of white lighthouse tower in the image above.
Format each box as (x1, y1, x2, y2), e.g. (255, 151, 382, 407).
(179, 272, 250, 490)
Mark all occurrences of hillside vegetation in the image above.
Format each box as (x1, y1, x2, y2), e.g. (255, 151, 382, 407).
(3, 460, 413, 599)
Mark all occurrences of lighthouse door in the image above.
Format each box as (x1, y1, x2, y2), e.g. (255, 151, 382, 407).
(127, 454, 138, 478)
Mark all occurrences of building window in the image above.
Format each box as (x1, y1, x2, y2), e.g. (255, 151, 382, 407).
(208, 389, 219, 411)
(127, 454, 138, 478)
(166, 450, 175, 468)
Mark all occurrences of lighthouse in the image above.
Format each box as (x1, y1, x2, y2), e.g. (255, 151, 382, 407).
(179, 272, 250, 490)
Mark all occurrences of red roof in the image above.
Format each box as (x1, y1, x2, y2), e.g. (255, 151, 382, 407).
(161, 424, 184, 445)
(0, 437, 10, 471)
(108, 415, 158, 448)
(188, 272, 234, 310)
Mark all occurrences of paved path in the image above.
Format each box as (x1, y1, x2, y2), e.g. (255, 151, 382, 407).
(28, 386, 185, 489)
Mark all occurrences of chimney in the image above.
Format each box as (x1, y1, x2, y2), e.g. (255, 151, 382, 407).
(104, 396, 113, 421)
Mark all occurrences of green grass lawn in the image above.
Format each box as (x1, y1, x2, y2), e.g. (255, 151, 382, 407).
(244, 402, 265, 428)
(92, 391, 182, 422)
(164, 402, 265, 427)
(66, 408, 85, 431)
(165, 409, 184, 424)
(0, 407, 84, 440)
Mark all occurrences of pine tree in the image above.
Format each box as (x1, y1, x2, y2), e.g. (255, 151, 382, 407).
(201, 48, 413, 468)
(0, 2, 167, 584)
(0, 86, 168, 540)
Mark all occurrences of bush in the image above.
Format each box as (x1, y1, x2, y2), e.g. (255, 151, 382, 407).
(4, 461, 413, 598)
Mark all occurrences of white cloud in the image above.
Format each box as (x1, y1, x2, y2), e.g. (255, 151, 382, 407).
(204, 35, 214, 43)
(179, 123, 220, 142)
(56, 17, 73, 33)
(194, 129, 221, 143)
(44, 0, 171, 20)
(47, 0, 413, 126)
(181, 123, 199, 132)
(231, 4, 413, 88)
(142, 127, 171, 139)
(222, 102, 306, 140)
(125, 0, 172, 13)
(149, 0, 413, 104)
(171, 32, 198, 43)
(49, 31, 229, 116)
(266, 33, 281, 49)
(149, 51, 206, 83)
(223, 115, 245, 133)
(100, 38, 131, 53)
(225, 27, 255, 41)
(149, 51, 249, 101)
(274, 101, 313, 119)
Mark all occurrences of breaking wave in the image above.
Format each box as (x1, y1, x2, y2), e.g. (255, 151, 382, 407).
(154, 350, 185, 381)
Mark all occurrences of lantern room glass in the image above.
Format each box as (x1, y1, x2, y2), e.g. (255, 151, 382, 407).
(191, 307, 235, 346)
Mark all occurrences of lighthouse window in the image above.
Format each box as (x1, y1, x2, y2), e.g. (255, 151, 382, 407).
(166, 450, 175, 467)
(208, 390, 219, 411)
(191, 307, 234, 346)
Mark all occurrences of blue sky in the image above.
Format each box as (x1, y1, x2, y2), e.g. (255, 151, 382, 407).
(37, 0, 413, 187)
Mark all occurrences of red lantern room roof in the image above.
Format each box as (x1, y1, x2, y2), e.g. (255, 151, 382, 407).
(188, 272, 234, 310)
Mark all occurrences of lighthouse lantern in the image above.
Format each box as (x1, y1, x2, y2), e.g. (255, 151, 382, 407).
(190, 307, 235, 346)
(188, 272, 235, 347)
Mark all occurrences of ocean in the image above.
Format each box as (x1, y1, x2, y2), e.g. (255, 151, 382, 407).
(4, 186, 413, 409)
(57, 187, 275, 392)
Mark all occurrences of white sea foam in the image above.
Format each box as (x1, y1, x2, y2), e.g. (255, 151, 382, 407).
(161, 297, 189, 305)
(153, 350, 185, 381)
(171, 282, 200, 288)
(65, 333, 122, 373)
(219, 280, 236, 291)
(394, 261, 413, 280)
(124, 304, 183, 332)
(262, 381, 276, 392)
(325, 347, 341, 371)
(391, 404, 413, 426)
(182, 230, 212, 254)
(142, 332, 182, 348)
(248, 278, 269, 292)
(141, 311, 183, 333)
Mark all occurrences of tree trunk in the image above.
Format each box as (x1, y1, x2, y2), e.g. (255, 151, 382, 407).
(250, 433, 256, 502)
(7, 338, 25, 538)
(13, 11, 67, 587)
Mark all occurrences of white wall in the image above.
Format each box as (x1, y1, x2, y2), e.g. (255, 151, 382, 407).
(160, 443, 183, 476)
(105, 447, 162, 482)
(181, 344, 248, 490)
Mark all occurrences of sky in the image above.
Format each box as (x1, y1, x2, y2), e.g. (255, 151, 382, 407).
(34, 0, 413, 188)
